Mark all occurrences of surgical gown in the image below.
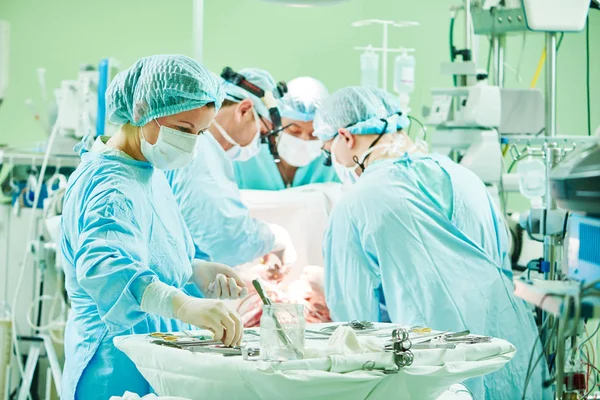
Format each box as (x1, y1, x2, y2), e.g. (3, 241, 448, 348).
(165, 133, 275, 266)
(234, 143, 339, 190)
(323, 154, 550, 400)
(61, 147, 196, 400)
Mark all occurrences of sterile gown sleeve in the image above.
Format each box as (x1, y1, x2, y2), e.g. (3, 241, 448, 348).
(166, 134, 275, 266)
(323, 199, 385, 322)
(75, 189, 158, 332)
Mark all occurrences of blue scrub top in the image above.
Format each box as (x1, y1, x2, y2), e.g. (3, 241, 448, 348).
(164, 133, 275, 266)
(323, 154, 550, 400)
(61, 149, 195, 400)
(233, 143, 339, 190)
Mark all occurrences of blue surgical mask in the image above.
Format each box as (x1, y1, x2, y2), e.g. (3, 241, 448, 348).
(140, 120, 198, 170)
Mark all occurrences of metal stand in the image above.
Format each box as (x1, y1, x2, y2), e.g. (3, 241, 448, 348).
(492, 34, 506, 87)
(16, 335, 61, 400)
(3, 365, 9, 400)
(543, 32, 563, 286)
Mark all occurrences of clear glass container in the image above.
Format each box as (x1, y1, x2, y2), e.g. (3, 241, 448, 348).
(260, 303, 305, 361)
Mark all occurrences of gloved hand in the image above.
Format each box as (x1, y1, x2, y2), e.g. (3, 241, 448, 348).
(141, 281, 243, 346)
(192, 260, 248, 299)
(268, 223, 297, 266)
(262, 253, 291, 283)
(173, 294, 243, 346)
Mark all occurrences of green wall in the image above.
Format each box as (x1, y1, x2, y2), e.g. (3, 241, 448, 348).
(0, 0, 194, 146)
(1, 0, 598, 148)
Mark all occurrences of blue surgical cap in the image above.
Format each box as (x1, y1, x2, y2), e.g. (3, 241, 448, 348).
(313, 86, 410, 142)
(106, 54, 224, 127)
(220, 68, 276, 120)
(278, 77, 329, 122)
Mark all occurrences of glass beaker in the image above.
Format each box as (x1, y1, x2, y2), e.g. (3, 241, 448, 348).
(260, 303, 305, 361)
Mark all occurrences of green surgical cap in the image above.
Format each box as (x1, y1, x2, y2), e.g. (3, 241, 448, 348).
(220, 68, 277, 120)
(313, 86, 410, 142)
(106, 54, 224, 127)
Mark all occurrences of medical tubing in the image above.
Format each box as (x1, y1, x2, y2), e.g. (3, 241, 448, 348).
(10, 105, 61, 398)
(407, 115, 427, 141)
(25, 269, 68, 343)
(26, 294, 66, 333)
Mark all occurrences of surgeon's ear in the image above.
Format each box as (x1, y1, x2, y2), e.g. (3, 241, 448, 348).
(235, 99, 254, 122)
(338, 128, 355, 149)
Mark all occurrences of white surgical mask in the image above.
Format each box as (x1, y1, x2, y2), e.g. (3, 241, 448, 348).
(213, 108, 261, 162)
(331, 134, 406, 185)
(331, 135, 359, 185)
(277, 133, 322, 167)
(140, 120, 198, 170)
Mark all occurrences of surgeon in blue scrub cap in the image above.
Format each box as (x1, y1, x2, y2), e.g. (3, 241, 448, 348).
(61, 55, 247, 400)
(164, 67, 296, 268)
(234, 76, 338, 190)
(314, 86, 551, 400)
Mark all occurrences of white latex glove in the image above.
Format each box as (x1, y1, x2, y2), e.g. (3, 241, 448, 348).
(268, 223, 297, 265)
(192, 260, 248, 299)
(140, 281, 243, 346)
(173, 294, 243, 346)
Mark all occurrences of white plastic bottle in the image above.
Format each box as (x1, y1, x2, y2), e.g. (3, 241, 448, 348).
(518, 156, 546, 208)
(393, 50, 415, 110)
(360, 47, 379, 88)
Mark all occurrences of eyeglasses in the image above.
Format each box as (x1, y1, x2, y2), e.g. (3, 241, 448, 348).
(321, 115, 395, 167)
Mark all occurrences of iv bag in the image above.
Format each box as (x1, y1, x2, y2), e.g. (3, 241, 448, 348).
(518, 156, 546, 204)
(360, 48, 379, 88)
(393, 51, 415, 94)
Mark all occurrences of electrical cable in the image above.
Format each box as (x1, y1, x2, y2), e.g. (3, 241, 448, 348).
(561, 211, 570, 244)
(530, 49, 546, 89)
(522, 316, 555, 399)
(558, 32, 565, 51)
(529, 33, 564, 89)
(553, 295, 575, 398)
(580, 321, 600, 363)
(581, 324, 600, 400)
(450, 15, 457, 87)
(586, 16, 591, 136)
(582, 280, 600, 293)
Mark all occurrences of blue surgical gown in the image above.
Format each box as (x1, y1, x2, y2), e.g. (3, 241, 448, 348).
(61, 149, 196, 400)
(323, 154, 550, 400)
(234, 143, 339, 190)
(164, 133, 275, 266)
